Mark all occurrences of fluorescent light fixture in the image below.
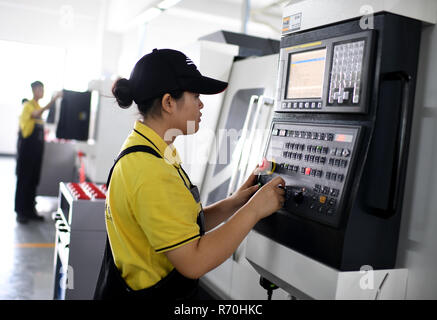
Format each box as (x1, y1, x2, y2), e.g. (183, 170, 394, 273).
(157, 0, 182, 10)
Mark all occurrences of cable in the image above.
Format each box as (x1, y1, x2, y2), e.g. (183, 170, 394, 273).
(259, 276, 278, 300)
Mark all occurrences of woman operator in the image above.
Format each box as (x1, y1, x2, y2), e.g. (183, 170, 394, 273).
(94, 49, 285, 300)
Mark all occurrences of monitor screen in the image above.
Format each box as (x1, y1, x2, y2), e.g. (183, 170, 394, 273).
(285, 48, 327, 99)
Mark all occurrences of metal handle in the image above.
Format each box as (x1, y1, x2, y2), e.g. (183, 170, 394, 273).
(228, 95, 259, 196)
(237, 96, 275, 189)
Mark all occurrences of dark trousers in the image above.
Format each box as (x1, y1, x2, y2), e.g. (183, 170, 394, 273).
(15, 125, 45, 217)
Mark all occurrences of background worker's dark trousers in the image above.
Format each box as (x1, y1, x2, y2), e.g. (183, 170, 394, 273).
(15, 125, 44, 218)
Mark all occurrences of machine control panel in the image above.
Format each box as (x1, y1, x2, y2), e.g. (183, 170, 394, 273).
(258, 122, 360, 227)
(276, 30, 374, 113)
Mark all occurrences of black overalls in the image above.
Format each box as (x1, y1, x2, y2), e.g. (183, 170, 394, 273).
(94, 136, 205, 300)
(15, 123, 45, 218)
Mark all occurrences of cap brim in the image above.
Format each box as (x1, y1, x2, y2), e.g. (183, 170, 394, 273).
(181, 76, 228, 95)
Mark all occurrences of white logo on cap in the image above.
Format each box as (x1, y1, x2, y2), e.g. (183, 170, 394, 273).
(186, 58, 195, 66)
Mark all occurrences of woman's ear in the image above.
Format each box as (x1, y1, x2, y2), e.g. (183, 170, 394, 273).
(161, 93, 174, 114)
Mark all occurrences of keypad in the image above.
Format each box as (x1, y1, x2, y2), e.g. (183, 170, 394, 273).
(265, 123, 359, 225)
(329, 40, 365, 105)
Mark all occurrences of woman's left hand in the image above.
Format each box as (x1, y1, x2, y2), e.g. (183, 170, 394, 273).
(229, 166, 260, 210)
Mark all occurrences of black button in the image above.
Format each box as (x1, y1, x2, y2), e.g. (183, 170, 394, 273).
(292, 153, 297, 159)
(312, 132, 319, 139)
(283, 151, 288, 157)
(334, 159, 341, 166)
(301, 131, 306, 138)
(304, 154, 309, 161)
(327, 134, 334, 141)
(329, 158, 334, 165)
(322, 147, 329, 154)
(341, 160, 348, 168)
(315, 156, 320, 163)
(326, 172, 331, 179)
(320, 157, 326, 164)
(311, 169, 316, 176)
(322, 186, 330, 195)
(327, 208, 335, 216)
(328, 198, 336, 206)
(307, 145, 312, 152)
(306, 132, 312, 139)
(297, 153, 302, 160)
(300, 144, 305, 151)
(311, 146, 317, 153)
(310, 155, 315, 162)
(319, 133, 326, 140)
(301, 167, 306, 174)
(316, 170, 322, 177)
(294, 166, 299, 172)
(337, 174, 344, 182)
(290, 143, 295, 150)
(285, 142, 290, 149)
(331, 173, 337, 180)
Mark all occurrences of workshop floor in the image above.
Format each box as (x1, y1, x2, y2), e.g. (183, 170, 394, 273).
(0, 156, 57, 300)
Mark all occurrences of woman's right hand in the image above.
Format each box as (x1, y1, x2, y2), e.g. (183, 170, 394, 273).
(244, 175, 286, 221)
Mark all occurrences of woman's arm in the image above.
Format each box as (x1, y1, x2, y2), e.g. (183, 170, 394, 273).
(203, 168, 260, 231)
(165, 176, 285, 279)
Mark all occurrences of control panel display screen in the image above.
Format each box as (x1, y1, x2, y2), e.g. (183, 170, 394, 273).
(286, 48, 327, 99)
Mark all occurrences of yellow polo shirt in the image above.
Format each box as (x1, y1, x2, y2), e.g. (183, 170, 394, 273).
(19, 99, 44, 138)
(105, 121, 202, 290)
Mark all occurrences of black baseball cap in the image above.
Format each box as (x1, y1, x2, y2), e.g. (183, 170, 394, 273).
(129, 48, 228, 104)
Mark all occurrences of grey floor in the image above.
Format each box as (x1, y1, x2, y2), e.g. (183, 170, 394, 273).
(0, 156, 57, 300)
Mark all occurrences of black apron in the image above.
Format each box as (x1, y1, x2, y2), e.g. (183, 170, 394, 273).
(94, 142, 205, 300)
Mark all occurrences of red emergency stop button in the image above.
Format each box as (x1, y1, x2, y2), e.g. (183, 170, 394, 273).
(305, 168, 311, 175)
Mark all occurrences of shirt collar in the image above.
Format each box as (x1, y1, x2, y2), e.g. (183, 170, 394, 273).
(133, 121, 182, 167)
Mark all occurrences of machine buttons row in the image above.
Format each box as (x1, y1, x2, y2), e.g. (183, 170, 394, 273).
(325, 172, 345, 182)
(313, 184, 340, 198)
(281, 101, 323, 110)
(272, 128, 335, 141)
(328, 158, 348, 168)
(304, 154, 327, 164)
(284, 142, 305, 151)
(330, 147, 350, 157)
(306, 145, 329, 154)
(300, 167, 323, 178)
(282, 151, 303, 160)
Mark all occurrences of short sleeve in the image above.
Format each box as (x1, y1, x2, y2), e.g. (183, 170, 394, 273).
(20, 103, 34, 138)
(133, 163, 201, 253)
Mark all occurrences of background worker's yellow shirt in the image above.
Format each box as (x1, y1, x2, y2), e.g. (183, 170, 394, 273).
(105, 121, 202, 290)
(19, 100, 44, 138)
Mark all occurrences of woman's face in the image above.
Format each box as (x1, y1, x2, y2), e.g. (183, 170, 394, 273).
(174, 91, 204, 135)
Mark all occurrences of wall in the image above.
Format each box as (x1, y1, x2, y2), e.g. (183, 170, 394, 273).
(396, 22, 437, 299)
(0, 0, 122, 154)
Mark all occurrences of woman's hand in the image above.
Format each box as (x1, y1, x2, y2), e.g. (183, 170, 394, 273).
(228, 166, 261, 211)
(244, 175, 286, 221)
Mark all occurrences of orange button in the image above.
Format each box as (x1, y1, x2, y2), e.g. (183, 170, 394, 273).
(319, 196, 326, 204)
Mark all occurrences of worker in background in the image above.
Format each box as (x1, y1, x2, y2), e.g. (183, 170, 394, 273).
(15, 81, 62, 224)
(94, 49, 285, 300)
